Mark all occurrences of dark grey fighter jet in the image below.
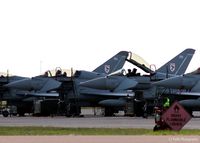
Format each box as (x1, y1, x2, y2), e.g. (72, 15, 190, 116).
(154, 67, 200, 114)
(55, 48, 193, 115)
(5, 49, 195, 116)
(4, 51, 130, 116)
(0, 74, 30, 116)
(78, 48, 195, 115)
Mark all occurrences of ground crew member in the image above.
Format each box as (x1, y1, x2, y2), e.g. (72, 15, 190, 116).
(153, 107, 162, 131)
(163, 97, 170, 109)
(127, 69, 132, 77)
(153, 106, 170, 131)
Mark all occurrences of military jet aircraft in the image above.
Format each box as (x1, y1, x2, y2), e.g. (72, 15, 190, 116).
(0, 72, 63, 117)
(0, 72, 30, 116)
(154, 67, 200, 115)
(5, 49, 195, 116)
(78, 48, 195, 116)
(4, 51, 130, 116)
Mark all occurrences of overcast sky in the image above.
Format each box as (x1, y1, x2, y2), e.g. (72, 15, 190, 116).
(1, 0, 200, 77)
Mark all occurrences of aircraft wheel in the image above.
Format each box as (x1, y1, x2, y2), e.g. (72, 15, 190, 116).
(104, 107, 115, 116)
(143, 113, 148, 118)
(12, 113, 17, 116)
(65, 105, 81, 117)
(18, 111, 25, 116)
(2, 110, 9, 117)
(65, 113, 72, 117)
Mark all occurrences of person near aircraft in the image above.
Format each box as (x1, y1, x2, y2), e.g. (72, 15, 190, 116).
(63, 72, 67, 77)
(55, 70, 62, 77)
(153, 106, 171, 131)
(43, 71, 49, 77)
(126, 69, 132, 77)
(153, 106, 166, 131)
(126, 68, 138, 77)
(163, 97, 170, 109)
(131, 68, 137, 76)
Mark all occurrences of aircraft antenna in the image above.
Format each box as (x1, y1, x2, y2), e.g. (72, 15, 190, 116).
(6, 69, 9, 82)
(71, 67, 74, 79)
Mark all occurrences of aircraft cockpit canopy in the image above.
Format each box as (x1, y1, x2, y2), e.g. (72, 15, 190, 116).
(130, 53, 150, 68)
(126, 52, 153, 73)
(42, 67, 75, 77)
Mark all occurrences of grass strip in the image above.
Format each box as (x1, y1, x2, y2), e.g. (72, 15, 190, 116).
(0, 127, 200, 135)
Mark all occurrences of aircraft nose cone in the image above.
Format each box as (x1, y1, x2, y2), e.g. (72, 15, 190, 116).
(4, 77, 61, 92)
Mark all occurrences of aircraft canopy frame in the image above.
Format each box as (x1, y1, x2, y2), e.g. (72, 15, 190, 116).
(126, 52, 154, 73)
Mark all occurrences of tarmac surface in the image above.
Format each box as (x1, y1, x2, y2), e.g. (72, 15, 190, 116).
(0, 114, 200, 143)
(0, 115, 199, 129)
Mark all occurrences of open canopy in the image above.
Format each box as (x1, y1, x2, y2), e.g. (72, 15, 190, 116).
(126, 52, 153, 73)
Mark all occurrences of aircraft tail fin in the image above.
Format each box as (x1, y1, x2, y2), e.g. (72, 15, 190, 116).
(93, 51, 129, 74)
(156, 48, 195, 76)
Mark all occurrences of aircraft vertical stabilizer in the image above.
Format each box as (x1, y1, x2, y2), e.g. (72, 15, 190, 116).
(93, 51, 129, 74)
(156, 48, 195, 76)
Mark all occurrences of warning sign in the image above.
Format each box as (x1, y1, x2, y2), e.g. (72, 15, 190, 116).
(162, 101, 192, 131)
